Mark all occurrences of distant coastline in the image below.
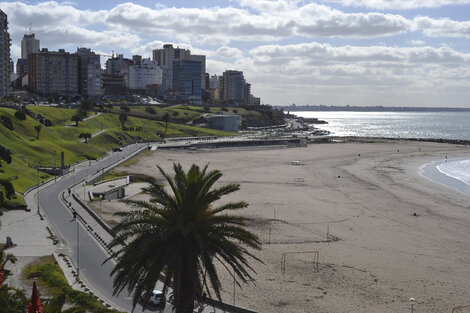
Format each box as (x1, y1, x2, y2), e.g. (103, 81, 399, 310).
(276, 105, 470, 112)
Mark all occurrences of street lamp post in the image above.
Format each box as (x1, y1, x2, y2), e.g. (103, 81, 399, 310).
(409, 298, 415, 313)
(83, 182, 86, 201)
(99, 195, 103, 220)
(36, 165, 40, 214)
(76, 217, 80, 281)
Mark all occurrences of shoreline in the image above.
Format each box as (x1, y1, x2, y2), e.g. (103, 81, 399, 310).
(420, 159, 470, 198)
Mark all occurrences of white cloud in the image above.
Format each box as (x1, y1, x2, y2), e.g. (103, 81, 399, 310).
(295, 4, 410, 37)
(38, 26, 141, 48)
(1, 1, 105, 29)
(10, 44, 21, 65)
(215, 46, 243, 59)
(243, 42, 470, 106)
(249, 42, 470, 65)
(318, 0, 470, 10)
(409, 39, 425, 45)
(104, 2, 411, 42)
(414, 17, 470, 38)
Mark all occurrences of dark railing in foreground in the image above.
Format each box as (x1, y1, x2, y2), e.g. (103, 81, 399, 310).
(204, 297, 260, 313)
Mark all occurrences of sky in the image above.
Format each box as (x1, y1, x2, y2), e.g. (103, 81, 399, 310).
(1, 0, 470, 107)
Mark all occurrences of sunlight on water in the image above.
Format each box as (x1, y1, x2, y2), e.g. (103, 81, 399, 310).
(294, 111, 470, 140)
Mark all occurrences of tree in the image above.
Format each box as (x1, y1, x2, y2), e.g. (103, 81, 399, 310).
(34, 124, 42, 140)
(119, 113, 128, 130)
(78, 132, 92, 143)
(107, 163, 262, 313)
(0, 285, 29, 313)
(0, 250, 17, 269)
(0, 250, 28, 313)
(0, 145, 12, 166)
(162, 112, 170, 132)
(71, 114, 82, 127)
(79, 98, 95, 113)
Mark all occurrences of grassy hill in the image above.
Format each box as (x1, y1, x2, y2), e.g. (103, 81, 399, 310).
(0, 106, 232, 207)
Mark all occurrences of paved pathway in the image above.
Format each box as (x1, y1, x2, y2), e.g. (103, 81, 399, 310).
(1, 142, 223, 313)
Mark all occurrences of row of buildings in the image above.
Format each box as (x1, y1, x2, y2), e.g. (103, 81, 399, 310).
(0, 10, 260, 105)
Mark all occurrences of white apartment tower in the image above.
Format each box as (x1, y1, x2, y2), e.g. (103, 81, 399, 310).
(0, 10, 11, 97)
(128, 58, 162, 90)
(21, 33, 40, 59)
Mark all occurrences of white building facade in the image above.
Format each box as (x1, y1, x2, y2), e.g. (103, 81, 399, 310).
(128, 58, 162, 90)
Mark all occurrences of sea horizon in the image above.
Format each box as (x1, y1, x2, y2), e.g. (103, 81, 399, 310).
(294, 110, 470, 141)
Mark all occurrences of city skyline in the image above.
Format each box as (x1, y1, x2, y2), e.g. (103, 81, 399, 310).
(1, 0, 470, 107)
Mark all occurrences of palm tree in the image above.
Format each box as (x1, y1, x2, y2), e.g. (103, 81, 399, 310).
(34, 124, 41, 140)
(162, 112, 170, 132)
(0, 249, 17, 283)
(107, 163, 262, 313)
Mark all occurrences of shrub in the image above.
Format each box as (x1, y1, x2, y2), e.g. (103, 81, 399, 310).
(0, 145, 12, 164)
(203, 107, 210, 111)
(221, 107, 228, 112)
(14, 111, 26, 120)
(146, 107, 156, 114)
(120, 106, 130, 112)
(172, 111, 179, 116)
(0, 179, 15, 199)
(0, 115, 14, 130)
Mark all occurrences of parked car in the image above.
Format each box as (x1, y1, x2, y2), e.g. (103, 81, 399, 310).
(141, 290, 166, 308)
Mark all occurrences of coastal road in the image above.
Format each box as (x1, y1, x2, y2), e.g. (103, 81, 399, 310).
(34, 143, 177, 313)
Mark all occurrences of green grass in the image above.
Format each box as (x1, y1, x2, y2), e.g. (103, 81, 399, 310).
(23, 255, 123, 313)
(0, 106, 233, 197)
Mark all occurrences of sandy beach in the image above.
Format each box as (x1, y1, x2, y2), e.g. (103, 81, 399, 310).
(100, 138, 470, 313)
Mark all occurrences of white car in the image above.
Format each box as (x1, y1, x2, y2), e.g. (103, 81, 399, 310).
(143, 290, 166, 308)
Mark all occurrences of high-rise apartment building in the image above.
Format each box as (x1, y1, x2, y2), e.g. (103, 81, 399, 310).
(221, 70, 249, 104)
(172, 59, 202, 100)
(0, 10, 11, 97)
(21, 33, 40, 59)
(209, 74, 218, 89)
(188, 54, 206, 90)
(28, 48, 78, 96)
(152, 44, 190, 67)
(160, 66, 172, 92)
(105, 54, 133, 77)
(153, 44, 190, 89)
(76, 47, 102, 97)
(128, 58, 162, 90)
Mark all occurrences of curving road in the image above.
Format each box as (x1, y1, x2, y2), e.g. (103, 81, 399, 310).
(33, 142, 175, 313)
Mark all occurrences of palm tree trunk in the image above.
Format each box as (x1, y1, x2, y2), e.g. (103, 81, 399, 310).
(174, 262, 196, 313)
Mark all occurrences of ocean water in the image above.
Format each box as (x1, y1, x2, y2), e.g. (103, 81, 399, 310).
(293, 111, 470, 140)
(437, 159, 470, 186)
